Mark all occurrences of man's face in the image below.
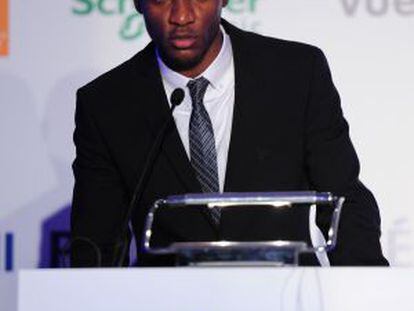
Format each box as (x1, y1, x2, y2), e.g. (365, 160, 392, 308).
(137, 0, 227, 74)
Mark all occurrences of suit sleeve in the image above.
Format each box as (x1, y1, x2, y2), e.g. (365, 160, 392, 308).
(305, 49, 388, 265)
(71, 88, 130, 267)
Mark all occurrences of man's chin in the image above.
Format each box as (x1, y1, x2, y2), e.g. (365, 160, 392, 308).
(161, 50, 203, 73)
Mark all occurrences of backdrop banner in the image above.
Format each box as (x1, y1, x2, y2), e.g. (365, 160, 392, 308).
(1, 0, 413, 309)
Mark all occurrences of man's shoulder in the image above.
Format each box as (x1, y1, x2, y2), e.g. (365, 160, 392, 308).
(225, 21, 325, 65)
(245, 29, 323, 61)
(77, 43, 154, 100)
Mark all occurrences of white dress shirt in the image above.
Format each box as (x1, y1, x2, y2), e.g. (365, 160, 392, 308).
(157, 28, 235, 193)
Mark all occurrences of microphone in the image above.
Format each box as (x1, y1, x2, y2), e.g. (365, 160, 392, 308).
(170, 88, 185, 109)
(115, 88, 185, 266)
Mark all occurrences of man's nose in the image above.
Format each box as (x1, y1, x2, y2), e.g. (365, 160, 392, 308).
(169, 0, 195, 26)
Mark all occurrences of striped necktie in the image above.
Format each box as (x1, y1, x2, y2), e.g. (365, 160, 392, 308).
(187, 77, 221, 225)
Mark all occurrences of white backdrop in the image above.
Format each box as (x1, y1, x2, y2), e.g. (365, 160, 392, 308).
(1, 0, 413, 309)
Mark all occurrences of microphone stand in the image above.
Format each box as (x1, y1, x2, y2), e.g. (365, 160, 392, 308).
(114, 88, 185, 267)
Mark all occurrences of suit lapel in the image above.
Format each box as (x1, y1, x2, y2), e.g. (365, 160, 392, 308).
(223, 21, 265, 192)
(129, 45, 201, 194)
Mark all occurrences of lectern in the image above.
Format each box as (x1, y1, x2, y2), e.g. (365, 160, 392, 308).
(143, 191, 344, 266)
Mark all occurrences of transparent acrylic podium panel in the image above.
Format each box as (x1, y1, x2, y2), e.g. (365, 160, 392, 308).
(143, 192, 344, 266)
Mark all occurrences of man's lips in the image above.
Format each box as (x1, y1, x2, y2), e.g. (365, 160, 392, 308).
(169, 36, 197, 49)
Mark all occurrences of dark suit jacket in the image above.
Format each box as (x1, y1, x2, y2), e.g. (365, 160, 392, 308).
(71, 20, 388, 267)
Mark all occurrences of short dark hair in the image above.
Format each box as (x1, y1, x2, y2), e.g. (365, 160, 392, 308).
(133, 0, 142, 14)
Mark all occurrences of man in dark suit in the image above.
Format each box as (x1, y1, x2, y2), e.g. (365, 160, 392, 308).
(71, 0, 388, 267)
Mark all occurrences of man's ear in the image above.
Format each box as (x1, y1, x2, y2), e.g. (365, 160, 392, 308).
(134, 0, 142, 14)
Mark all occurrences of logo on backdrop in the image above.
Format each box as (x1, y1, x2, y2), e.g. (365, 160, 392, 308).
(340, 0, 414, 16)
(0, 232, 14, 271)
(71, 0, 261, 41)
(72, 0, 145, 41)
(225, 0, 261, 31)
(0, 0, 9, 56)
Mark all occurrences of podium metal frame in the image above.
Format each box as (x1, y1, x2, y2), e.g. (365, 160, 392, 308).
(142, 192, 344, 266)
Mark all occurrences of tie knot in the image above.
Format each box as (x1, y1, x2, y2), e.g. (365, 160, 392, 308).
(187, 77, 210, 107)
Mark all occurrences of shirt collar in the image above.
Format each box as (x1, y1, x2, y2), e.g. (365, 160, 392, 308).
(156, 26, 232, 91)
